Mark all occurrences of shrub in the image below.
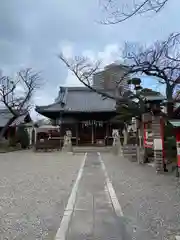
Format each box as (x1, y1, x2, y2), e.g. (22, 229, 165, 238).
(8, 137, 17, 147)
(0, 138, 9, 148)
(16, 125, 30, 149)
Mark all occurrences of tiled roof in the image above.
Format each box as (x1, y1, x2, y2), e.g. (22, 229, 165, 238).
(0, 109, 12, 127)
(142, 94, 165, 101)
(169, 120, 180, 127)
(0, 109, 31, 127)
(36, 87, 116, 113)
(10, 115, 27, 126)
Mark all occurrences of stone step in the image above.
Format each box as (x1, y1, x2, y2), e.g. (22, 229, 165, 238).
(73, 147, 111, 153)
(122, 145, 137, 162)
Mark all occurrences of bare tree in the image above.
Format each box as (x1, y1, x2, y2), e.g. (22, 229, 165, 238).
(122, 32, 180, 117)
(59, 33, 177, 111)
(59, 53, 161, 145)
(59, 52, 161, 109)
(0, 68, 40, 139)
(59, 53, 133, 103)
(100, 0, 169, 24)
(59, 53, 136, 143)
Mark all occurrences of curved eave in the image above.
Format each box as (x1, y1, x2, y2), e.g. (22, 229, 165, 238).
(35, 104, 116, 114)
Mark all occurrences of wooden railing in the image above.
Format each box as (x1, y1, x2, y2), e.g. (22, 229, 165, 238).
(34, 137, 63, 151)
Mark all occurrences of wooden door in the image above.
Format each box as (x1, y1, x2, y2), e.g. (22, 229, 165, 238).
(94, 121, 106, 145)
(79, 122, 92, 145)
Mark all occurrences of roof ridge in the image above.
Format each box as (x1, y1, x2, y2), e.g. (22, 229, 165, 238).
(60, 86, 115, 92)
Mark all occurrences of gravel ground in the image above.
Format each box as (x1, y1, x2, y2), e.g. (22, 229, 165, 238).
(101, 153, 180, 240)
(0, 151, 83, 240)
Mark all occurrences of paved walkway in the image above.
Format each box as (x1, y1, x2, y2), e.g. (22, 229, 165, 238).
(56, 152, 180, 240)
(57, 153, 132, 240)
(2, 151, 179, 239)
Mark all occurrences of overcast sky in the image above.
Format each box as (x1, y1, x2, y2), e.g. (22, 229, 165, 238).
(0, 0, 179, 118)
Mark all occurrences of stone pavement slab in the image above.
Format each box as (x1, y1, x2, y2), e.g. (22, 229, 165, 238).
(66, 153, 132, 240)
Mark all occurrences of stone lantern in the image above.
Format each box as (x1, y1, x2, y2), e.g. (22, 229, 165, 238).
(142, 93, 166, 173)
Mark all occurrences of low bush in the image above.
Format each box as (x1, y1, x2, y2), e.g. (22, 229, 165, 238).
(16, 125, 30, 149)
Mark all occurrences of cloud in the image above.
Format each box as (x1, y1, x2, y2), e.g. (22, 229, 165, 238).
(97, 44, 123, 65)
(64, 71, 84, 86)
(60, 42, 122, 86)
(30, 89, 57, 120)
(82, 44, 122, 66)
(59, 42, 74, 59)
(0, 0, 180, 120)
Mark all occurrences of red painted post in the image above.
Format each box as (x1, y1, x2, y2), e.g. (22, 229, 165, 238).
(175, 130, 180, 177)
(143, 122, 146, 147)
(144, 123, 153, 149)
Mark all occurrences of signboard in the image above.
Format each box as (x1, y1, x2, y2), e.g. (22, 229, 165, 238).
(144, 122, 153, 148)
(176, 132, 180, 168)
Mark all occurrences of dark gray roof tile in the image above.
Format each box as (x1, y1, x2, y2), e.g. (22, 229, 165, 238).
(0, 109, 31, 127)
(36, 87, 116, 113)
(0, 109, 13, 127)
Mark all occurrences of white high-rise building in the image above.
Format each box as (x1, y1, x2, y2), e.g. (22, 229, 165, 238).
(93, 63, 129, 92)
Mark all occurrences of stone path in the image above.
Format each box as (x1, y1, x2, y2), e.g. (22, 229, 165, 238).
(57, 151, 180, 240)
(1, 150, 180, 239)
(65, 152, 132, 240)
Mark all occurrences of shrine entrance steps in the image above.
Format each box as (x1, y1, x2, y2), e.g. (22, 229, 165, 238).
(122, 145, 137, 162)
(73, 146, 112, 153)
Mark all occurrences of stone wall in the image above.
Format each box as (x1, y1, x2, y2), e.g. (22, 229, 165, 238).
(152, 116, 164, 172)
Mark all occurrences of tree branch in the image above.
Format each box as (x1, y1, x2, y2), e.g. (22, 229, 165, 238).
(123, 33, 180, 96)
(0, 68, 41, 117)
(59, 53, 126, 101)
(100, 0, 169, 24)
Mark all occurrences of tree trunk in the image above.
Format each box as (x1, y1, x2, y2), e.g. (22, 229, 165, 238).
(167, 101, 174, 118)
(0, 116, 17, 141)
(166, 84, 174, 118)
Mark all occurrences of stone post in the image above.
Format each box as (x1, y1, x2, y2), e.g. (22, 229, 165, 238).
(142, 113, 153, 164)
(152, 116, 165, 173)
(62, 130, 73, 153)
(112, 129, 122, 155)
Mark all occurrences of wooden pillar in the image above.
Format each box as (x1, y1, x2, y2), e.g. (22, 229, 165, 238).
(76, 123, 79, 146)
(106, 122, 109, 146)
(32, 128, 35, 145)
(59, 123, 63, 149)
(91, 121, 94, 144)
